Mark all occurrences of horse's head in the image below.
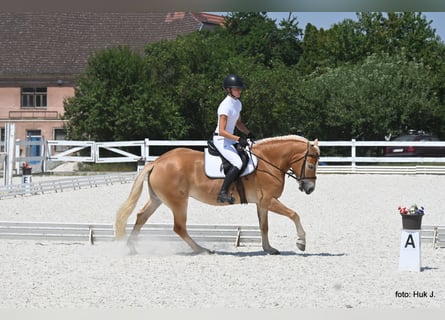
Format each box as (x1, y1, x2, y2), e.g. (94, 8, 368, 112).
(292, 138, 320, 195)
(252, 135, 320, 195)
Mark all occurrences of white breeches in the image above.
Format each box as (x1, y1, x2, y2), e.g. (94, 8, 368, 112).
(213, 135, 243, 170)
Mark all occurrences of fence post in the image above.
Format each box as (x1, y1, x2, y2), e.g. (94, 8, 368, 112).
(42, 138, 48, 173)
(14, 139, 20, 174)
(4, 123, 16, 186)
(351, 139, 356, 171)
(144, 138, 150, 161)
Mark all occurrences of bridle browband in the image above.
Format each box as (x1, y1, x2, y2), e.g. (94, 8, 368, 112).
(249, 140, 319, 183)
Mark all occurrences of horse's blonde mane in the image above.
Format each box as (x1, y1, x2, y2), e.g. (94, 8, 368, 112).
(255, 134, 308, 146)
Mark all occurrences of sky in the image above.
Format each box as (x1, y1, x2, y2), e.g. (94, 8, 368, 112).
(211, 12, 445, 41)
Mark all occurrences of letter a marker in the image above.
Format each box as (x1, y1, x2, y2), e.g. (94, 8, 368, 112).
(399, 229, 421, 272)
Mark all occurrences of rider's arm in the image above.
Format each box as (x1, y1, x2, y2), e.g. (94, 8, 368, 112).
(218, 115, 242, 141)
(235, 117, 250, 136)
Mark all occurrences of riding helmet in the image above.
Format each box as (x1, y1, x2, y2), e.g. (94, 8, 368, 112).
(223, 74, 245, 89)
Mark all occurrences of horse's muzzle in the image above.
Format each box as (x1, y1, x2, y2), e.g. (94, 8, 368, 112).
(299, 180, 315, 195)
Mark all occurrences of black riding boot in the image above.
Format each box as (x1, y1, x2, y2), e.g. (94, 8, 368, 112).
(217, 166, 240, 204)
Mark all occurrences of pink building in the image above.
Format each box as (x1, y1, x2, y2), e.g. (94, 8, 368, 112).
(0, 12, 224, 157)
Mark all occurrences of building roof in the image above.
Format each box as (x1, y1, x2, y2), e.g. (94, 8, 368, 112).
(0, 12, 224, 85)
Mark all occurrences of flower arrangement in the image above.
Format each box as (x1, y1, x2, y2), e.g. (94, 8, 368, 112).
(21, 162, 30, 169)
(398, 204, 424, 215)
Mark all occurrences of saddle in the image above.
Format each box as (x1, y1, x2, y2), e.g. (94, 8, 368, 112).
(204, 140, 258, 204)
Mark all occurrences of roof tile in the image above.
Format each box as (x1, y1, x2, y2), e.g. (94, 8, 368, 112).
(0, 12, 222, 80)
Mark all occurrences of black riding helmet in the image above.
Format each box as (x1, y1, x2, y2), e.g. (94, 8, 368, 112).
(223, 74, 245, 89)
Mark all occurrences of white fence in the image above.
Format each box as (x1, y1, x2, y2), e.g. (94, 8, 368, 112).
(3, 137, 445, 180)
(0, 220, 442, 249)
(421, 225, 445, 249)
(320, 140, 445, 164)
(12, 138, 445, 164)
(0, 172, 136, 200)
(0, 221, 262, 247)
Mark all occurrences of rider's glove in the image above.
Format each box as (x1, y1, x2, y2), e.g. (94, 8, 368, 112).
(238, 137, 248, 148)
(247, 132, 256, 141)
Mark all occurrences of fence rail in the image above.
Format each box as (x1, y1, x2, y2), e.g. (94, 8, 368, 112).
(0, 221, 262, 247)
(316, 165, 445, 175)
(421, 225, 445, 249)
(3, 137, 445, 179)
(0, 172, 136, 200)
(3, 138, 445, 165)
(0, 221, 442, 249)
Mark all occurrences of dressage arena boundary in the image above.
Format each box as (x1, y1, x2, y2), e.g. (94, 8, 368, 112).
(317, 165, 445, 175)
(0, 221, 263, 247)
(2, 166, 445, 200)
(0, 221, 443, 249)
(0, 172, 136, 200)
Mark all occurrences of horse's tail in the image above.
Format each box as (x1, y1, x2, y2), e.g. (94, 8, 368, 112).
(114, 162, 155, 240)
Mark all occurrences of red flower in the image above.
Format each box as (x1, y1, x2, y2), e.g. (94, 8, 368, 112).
(398, 206, 408, 214)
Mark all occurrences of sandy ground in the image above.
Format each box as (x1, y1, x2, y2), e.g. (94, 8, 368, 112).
(0, 173, 444, 309)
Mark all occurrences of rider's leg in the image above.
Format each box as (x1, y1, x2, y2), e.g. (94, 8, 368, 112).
(213, 136, 243, 204)
(217, 165, 240, 204)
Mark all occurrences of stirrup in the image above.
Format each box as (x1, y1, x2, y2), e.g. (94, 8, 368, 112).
(217, 191, 234, 204)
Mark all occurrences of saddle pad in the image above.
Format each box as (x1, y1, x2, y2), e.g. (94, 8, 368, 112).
(204, 148, 258, 179)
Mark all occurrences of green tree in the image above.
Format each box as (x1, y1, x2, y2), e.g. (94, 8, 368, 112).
(296, 54, 443, 140)
(225, 12, 303, 67)
(64, 46, 187, 140)
(62, 12, 445, 143)
(356, 12, 440, 62)
(298, 12, 443, 75)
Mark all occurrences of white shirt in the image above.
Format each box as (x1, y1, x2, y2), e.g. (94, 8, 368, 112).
(215, 95, 242, 138)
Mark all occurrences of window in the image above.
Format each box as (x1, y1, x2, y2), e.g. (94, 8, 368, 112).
(21, 87, 47, 107)
(54, 128, 68, 152)
(54, 128, 67, 140)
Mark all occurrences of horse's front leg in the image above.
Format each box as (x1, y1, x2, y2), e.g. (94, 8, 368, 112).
(256, 205, 280, 255)
(268, 198, 306, 251)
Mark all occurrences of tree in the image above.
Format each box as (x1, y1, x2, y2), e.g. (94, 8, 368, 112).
(64, 46, 188, 140)
(295, 54, 443, 140)
(143, 30, 244, 138)
(63, 12, 445, 143)
(224, 12, 303, 67)
(356, 12, 440, 62)
(298, 12, 444, 75)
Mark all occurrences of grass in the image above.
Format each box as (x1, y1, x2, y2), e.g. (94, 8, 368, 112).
(77, 162, 137, 172)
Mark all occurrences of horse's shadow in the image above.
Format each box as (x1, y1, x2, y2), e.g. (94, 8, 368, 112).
(211, 250, 347, 257)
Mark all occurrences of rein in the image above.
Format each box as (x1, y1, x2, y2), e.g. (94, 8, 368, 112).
(248, 140, 318, 182)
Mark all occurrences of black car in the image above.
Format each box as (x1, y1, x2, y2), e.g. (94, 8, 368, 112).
(384, 132, 445, 157)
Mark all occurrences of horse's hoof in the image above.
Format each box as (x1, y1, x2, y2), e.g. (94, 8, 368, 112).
(194, 248, 214, 255)
(127, 242, 138, 255)
(296, 240, 306, 251)
(197, 251, 214, 255)
(265, 247, 280, 255)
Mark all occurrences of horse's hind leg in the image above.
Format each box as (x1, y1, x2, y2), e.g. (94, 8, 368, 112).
(127, 196, 162, 254)
(169, 200, 213, 255)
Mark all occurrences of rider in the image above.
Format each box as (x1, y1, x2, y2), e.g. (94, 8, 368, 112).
(213, 74, 255, 204)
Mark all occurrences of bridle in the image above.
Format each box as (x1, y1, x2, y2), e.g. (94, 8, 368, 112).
(249, 140, 319, 185)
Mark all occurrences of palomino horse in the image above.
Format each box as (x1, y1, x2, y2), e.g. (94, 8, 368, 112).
(115, 135, 320, 255)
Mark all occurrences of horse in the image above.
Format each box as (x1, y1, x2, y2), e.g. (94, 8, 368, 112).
(115, 135, 320, 255)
